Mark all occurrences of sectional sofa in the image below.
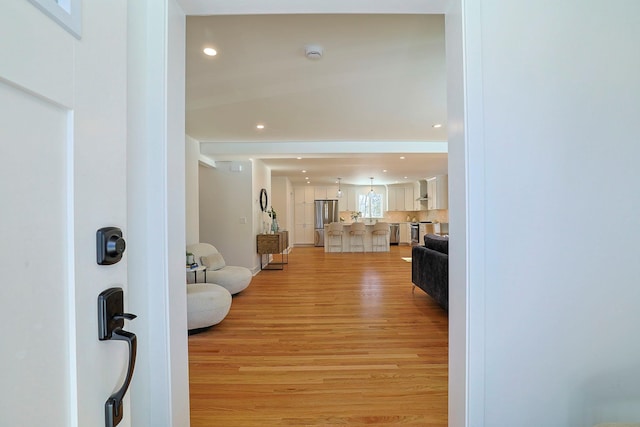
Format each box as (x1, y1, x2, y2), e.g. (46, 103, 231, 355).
(411, 234, 449, 312)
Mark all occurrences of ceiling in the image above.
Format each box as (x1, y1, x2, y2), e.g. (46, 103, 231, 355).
(185, 13, 448, 186)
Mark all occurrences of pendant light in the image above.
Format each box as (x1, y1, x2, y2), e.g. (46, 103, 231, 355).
(368, 177, 375, 220)
(336, 177, 343, 198)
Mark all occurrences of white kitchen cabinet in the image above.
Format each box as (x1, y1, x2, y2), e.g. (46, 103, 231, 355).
(313, 185, 340, 200)
(426, 175, 448, 210)
(399, 223, 410, 244)
(314, 186, 327, 199)
(387, 185, 415, 211)
(295, 186, 315, 203)
(414, 181, 424, 210)
(387, 187, 397, 211)
(404, 186, 415, 210)
(294, 186, 316, 244)
(293, 203, 315, 245)
(426, 179, 436, 210)
(293, 223, 315, 245)
(343, 187, 358, 212)
(338, 190, 348, 212)
(294, 201, 307, 223)
(326, 185, 339, 200)
(338, 193, 346, 212)
(387, 186, 404, 211)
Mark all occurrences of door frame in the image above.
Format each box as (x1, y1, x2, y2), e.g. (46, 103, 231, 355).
(127, 1, 190, 426)
(139, 1, 482, 427)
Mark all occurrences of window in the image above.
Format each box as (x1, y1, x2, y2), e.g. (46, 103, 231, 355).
(358, 193, 383, 219)
(28, 0, 82, 38)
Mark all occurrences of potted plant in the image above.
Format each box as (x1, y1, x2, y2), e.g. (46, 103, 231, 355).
(268, 207, 278, 232)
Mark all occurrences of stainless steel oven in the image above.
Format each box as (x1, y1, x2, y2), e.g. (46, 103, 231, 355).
(410, 223, 419, 245)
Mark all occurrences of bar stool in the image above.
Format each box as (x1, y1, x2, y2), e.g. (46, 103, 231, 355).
(371, 222, 390, 252)
(349, 222, 366, 252)
(327, 222, 344, 252)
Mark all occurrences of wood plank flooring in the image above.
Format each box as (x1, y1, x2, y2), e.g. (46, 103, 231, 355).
(189, 245, 448, 426)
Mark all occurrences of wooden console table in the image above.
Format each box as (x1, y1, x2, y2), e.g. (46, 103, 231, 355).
(256, 231, 288, 270)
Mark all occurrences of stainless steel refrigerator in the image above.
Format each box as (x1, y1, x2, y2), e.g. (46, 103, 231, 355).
(314, 199, 339, 247)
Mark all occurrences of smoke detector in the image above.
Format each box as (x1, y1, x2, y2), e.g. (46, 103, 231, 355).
(304, 44, 323, 60)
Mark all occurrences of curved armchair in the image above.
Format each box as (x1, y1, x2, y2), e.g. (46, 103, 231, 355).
(187, 283, 232, 332)
(186, 243, 252, 295)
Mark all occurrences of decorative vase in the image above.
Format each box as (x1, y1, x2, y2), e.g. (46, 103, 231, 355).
(271, 219, 278, 233)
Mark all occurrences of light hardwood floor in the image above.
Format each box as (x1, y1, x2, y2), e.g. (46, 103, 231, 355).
(189, 245, 448, 426)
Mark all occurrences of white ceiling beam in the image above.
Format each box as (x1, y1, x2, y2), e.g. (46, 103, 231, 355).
(178, 0, 450, 16)
(200, 141, 448, 157)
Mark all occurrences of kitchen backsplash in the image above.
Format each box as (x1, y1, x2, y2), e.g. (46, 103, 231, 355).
(339, 210, 449, 223)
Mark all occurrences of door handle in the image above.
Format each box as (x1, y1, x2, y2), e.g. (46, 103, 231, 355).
(105, 328, 136, 427)
(98, 288, 137, 427)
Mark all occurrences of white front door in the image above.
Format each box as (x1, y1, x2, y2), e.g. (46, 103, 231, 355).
(0, 2, 132, 426)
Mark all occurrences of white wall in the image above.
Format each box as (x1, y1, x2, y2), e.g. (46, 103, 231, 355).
(465, 1, 640, 426)
(252, 159, 272, 255)
(271, 176, 292, 243)
(185, 134, 200, 245)
(199, 160, 256, 269)
(197, 159, 273, 272)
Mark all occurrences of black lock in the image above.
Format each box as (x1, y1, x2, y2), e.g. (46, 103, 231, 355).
(97, 227, 126, 265)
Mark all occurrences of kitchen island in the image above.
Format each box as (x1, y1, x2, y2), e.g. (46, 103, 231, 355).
(323, 223, 389, 252)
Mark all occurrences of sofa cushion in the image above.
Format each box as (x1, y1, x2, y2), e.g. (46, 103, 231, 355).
(201, 253, 226, 270)
(424, 234, 449, 254)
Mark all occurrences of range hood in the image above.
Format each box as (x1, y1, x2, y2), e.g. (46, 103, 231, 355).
(415, 179, 429, 201)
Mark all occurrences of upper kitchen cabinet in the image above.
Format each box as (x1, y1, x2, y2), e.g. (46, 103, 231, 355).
(387, 186, 403, 211)
(339, 187, 358, 212)
(387, 185, 415, 211)
(404, 185, 415, 210)
(426, 175, 448, 210)
(294, 186, 315, 204)
(314, 186, 339, 200)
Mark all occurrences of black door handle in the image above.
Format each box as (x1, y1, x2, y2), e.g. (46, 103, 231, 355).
(98, 288, 137, 427)
(105, 328, 137, 427)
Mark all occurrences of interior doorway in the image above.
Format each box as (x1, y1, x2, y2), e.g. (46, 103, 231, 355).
(181, 3, 467, 425)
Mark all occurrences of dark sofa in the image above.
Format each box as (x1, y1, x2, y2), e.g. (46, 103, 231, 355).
(411, 234, 449, 312)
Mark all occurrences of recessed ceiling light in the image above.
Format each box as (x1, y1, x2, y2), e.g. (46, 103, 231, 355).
(383, 170, 388, 173)
(256, 124, 265, 129)
(305, 177, 309, 180)
(203, 47, 217, 56)
(296, 157, 302, 160)
(404, 176, 408, 179)
(432, 123, 442, 128)
(400, 156, 405, 160)
(302, 170, 307, 173)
